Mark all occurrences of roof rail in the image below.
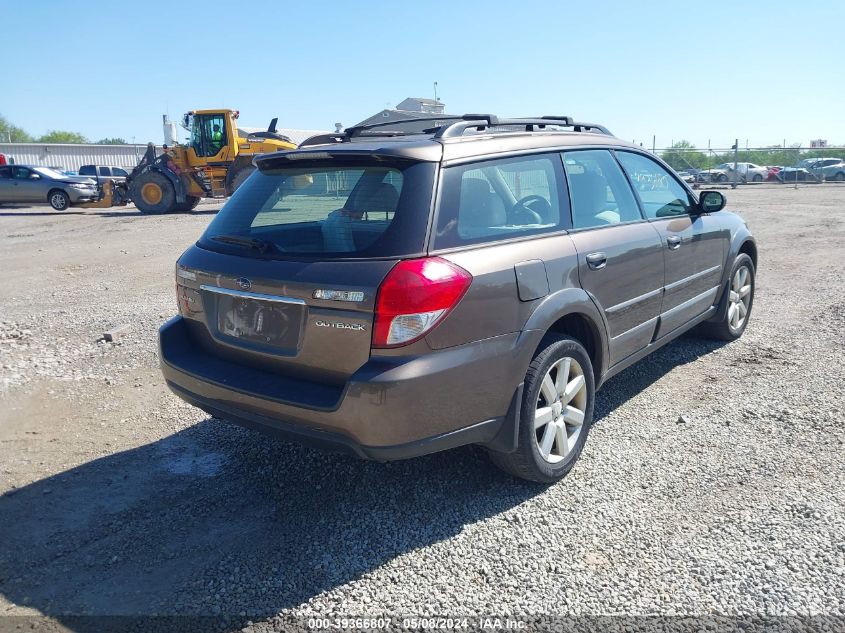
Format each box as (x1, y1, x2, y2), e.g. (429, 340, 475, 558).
(343, 116, 464, 139)
(433, 115, 612, 139)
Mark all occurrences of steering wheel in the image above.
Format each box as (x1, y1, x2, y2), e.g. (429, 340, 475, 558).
(510, 195, 550, 224)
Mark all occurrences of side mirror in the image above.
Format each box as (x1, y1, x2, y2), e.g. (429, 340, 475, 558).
(29, 174, 41, 180)
(698, 190, 726, 213)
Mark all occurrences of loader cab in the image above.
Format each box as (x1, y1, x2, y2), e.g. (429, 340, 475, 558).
(183, 111, 234, 162)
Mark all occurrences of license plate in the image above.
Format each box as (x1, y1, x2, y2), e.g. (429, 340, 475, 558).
(217, 295, 301, 349)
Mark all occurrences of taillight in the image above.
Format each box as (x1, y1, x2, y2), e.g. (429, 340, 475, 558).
(373, 257, 472, 348)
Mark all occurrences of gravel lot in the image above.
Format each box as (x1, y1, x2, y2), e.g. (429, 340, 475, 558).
(0, 186, 843, 631)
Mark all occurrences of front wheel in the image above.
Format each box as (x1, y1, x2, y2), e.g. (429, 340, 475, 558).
(753, 174, 763, 182)
(488, 336, 595, 483)
(717, 173, 729, 183)
(700, 253, 755, 341)
(834, 172, 845, 182)
(49, 189, 70, 211)
(130, 171, 176, 214)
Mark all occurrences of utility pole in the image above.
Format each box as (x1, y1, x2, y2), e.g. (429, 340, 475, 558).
(433, 81, 439, 103)
(732, 139, 739, 189)
(652, 135, 656, 153)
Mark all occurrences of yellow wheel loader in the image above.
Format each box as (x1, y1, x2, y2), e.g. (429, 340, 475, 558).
(124, 109, 296, 214)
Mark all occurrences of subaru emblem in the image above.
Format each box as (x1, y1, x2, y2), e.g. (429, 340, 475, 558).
(236, 277, 252, 290)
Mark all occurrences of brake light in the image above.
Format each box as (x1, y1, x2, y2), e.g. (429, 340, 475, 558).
(373, 257, 472, 348)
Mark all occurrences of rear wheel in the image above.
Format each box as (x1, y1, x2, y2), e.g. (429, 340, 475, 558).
(225, 164, 255, 195)
(753, 174, 763, 182)
(717, 173, 728, 183)
(488, 336, 594, 483)
(48, 189, 70, 211)
(130, 171, 176, 214)
(834, 172, 845, 182)
(172, 196, 201, 213)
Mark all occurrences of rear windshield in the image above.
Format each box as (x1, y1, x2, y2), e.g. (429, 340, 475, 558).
(199, 159, 435, 259)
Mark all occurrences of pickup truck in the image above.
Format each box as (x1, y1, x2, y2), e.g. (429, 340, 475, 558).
(78, 165, 130, 182)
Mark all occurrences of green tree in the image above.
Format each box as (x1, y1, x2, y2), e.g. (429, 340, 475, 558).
(38, 130, 89, 144)
(0, 114, 34, 142)
(95, 137, 127, 145)
(660, 140, 708, 171)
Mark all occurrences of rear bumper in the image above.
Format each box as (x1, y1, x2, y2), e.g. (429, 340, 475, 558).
(159, 316, 525, 460)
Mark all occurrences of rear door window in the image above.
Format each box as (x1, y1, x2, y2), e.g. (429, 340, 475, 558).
(112, 167, 128, 177)
(434, 153, 565, 249)
(199, 159, 435, 259)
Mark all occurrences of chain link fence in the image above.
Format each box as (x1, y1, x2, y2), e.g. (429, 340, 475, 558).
(646, 144, 845, 186)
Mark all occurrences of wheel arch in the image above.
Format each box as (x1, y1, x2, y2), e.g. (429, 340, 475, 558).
(521, 288, 609, 386)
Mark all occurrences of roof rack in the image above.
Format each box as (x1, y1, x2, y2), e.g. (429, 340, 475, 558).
(297, 113, 612, 148)
(433, 116, 612, 139)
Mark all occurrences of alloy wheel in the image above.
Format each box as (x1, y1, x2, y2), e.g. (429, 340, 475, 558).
(728, 266, 752, 330)
(534, 357, 587, 463)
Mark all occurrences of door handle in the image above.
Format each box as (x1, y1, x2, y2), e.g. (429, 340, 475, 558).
(586, 252, 607, 270)
(667, 236, 682, 250)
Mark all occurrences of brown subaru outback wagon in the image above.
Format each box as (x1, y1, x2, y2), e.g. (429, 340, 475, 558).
(160, 115, 756, 482)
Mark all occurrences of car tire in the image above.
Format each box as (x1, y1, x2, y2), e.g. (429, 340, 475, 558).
(717, 173, 728, 183)
(834, 172, 845, 182)
(130, 171, 176, 214)
(753, 174, 763, 182)
(488, 335, 595, 484)
(700, 253, 755, 341)
(48, 189, 70, 211)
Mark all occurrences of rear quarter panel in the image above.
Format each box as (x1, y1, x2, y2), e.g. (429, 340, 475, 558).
(426, 233, 581, 349)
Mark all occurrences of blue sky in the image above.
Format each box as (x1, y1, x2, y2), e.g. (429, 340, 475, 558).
(2, 0, 843, 149)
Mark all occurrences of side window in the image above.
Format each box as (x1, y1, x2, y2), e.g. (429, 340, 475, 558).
(616, 151, 694, 219)
(561, 149, 642, 229)
(11, 167, 31, 180)
(0, 166, 12, 179)
(112, 167, 128, 177)
(100, 167, 111, 177)
(434, 154, 563, 249)
(79, 166, 94, 175)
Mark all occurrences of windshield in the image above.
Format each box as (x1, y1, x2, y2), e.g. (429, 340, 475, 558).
(33, 167, 68, 179)
(199, 159, 436, 259)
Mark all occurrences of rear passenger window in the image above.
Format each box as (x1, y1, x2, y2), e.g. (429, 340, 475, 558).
(100, 167, 111, 176)
(615, 151, 694, 218)
(0, 167, 11, 179)
(112, 168, 128, 177)
(434, 154, 563, 248)
(562, 150, 642, 229)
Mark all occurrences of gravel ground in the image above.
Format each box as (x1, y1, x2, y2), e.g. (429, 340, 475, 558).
(0, 187, 843, 631)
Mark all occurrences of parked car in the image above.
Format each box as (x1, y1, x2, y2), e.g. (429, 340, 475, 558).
(696, 167, 730, 183)
(766, 166, 782, 181)
(776, 167, 821, 183)
(807, 158, 845, 182)
(78, 165, 130, 183)
(0, 165, 98, 210)
(159, 114, 757, 483)
(675, 169, 697, 184)
(727, 162, 768, 183)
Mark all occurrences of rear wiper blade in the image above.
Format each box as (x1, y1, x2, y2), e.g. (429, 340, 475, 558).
(210, 234, 278, 253)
